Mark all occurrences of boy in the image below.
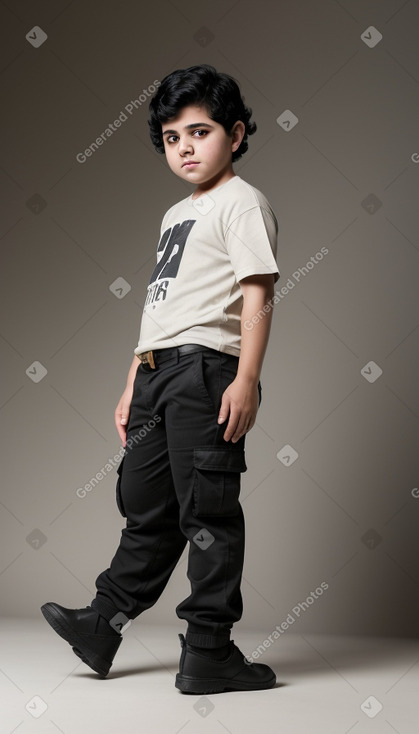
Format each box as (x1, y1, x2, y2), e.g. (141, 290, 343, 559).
(41, 64, 280, 694)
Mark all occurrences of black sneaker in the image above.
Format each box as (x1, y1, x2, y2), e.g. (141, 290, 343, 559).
(175, 633, 276, 694)
(40, 602, 122, 677)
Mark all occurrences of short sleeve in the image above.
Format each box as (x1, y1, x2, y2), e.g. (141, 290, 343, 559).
(224, 206, 280, 284)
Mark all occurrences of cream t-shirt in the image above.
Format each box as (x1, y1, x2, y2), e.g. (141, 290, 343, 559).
(134, 175, 280, 357)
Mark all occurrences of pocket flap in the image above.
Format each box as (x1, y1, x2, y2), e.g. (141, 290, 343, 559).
(193, 447, 247, 473)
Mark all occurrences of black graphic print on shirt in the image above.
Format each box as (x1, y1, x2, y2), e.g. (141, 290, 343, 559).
(144, 219, 196, 308)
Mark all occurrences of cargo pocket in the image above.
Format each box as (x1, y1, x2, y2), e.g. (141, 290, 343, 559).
(115, 456, 127, 517)
(192, 446, 247, 517)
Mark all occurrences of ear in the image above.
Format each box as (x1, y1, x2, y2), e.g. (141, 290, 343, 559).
(231, 120, 245, 152)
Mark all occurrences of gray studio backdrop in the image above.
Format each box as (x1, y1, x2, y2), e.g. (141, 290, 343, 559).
(1, 0, 418, 639)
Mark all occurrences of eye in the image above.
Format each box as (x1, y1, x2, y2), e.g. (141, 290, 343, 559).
(164, 129, 208, 144)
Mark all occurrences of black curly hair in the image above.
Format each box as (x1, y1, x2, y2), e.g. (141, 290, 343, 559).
(148, 64, 256, 162)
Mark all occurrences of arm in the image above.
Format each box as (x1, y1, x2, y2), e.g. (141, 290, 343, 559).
(115, 355, 139, 446)
(218, 273, 275, 442)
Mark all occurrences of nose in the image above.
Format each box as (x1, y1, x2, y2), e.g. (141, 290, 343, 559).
(178, 135, 193, 156)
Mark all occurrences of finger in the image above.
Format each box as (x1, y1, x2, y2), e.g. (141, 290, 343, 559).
(116, 425, 126, 446)
(231, 415, 251, 442)
(243, 415, 255, 434)
(119, 406, 129, 425)
(223, 413, 240, 442)
(115, 412, 127, 443)
(218, 395, 230, 424)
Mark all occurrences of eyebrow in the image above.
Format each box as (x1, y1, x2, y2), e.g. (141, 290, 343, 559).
(162, 122, 214, 137)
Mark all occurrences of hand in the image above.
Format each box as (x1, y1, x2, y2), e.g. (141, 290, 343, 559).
(115, 384, 134, 446)
(217, 376, 259, 443)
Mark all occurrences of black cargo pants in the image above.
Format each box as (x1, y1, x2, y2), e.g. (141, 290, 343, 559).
(91, 344, 261, 648)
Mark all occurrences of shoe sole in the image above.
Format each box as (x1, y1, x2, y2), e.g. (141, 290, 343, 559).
(175, 672, 276, 694)
(40, 603, 120, 677)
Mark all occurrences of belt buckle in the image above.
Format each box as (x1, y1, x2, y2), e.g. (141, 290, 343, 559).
(139, 350, 156, 369)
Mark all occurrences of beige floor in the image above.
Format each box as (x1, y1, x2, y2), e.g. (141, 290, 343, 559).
(1, 619, 418, 734)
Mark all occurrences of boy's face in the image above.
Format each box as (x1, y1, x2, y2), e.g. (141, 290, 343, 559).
(161, 105, 244, 193)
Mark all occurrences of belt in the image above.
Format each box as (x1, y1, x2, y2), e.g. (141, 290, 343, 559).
(137, 344, 213, 369)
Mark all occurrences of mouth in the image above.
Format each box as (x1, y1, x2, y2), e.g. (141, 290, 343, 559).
(182, 161, 199, 168)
